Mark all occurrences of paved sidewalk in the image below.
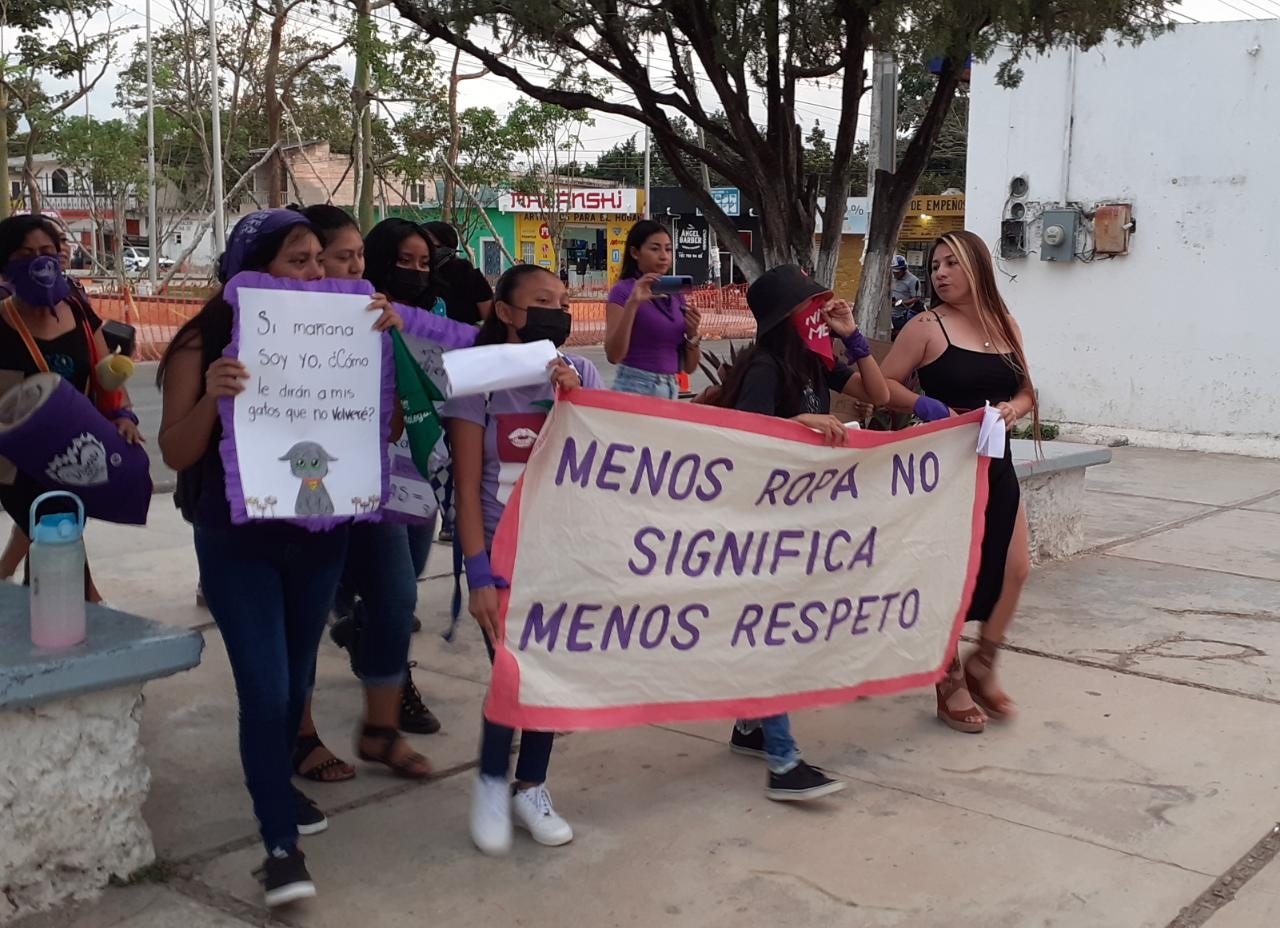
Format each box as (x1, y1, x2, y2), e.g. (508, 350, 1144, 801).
(8, 445, 1280, 928)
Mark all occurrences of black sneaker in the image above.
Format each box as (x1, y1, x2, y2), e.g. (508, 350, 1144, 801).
(292, 787, 328, 835)
(260, 846, 316, 907)
(729, 724, 766, 759)
(328, 606, 363, 678)
(399, 663, 442, 734)
(437, 526, 454, 544)
(765, 761, 847, 802)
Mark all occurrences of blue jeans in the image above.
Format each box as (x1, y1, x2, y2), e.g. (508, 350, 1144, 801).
(737, 715, 800, 774)
(407, 514, 436, 579)
(479, 614, 553, 783)
(342, 521, 418, 686)
(195, 523, 349, 852)
(613, 363, 678, 400)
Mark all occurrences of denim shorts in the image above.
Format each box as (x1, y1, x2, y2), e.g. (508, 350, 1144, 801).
(613, 364, 678, 400)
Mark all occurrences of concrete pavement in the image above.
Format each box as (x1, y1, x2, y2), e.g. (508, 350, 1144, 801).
(8, 445, 1280, 928)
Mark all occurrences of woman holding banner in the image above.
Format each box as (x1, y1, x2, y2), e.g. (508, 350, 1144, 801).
(605, 220, 702, 399)
(713, 264, 890, 800)
(444, 264, 603, 856)
(157, 209, 401, 907)
(0, 214, 144, 601)
(871, 230, 1035, 731)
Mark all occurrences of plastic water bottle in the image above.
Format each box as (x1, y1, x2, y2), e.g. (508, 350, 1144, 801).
(29, 491, 87, 649)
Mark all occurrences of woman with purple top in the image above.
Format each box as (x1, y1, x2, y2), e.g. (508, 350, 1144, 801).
(157, 210, 402, 907)
(605, 220, 702, 399)
(443, 264, 603, 856)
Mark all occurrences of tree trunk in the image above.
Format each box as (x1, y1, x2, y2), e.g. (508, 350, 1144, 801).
(353, 0, 375, 229)
(0, 85, 9, 221)
(442, 48, 465, 225)
(264, 4, 286, 208)
(854, 60, 963, 340)
(22, 139, 42, 215)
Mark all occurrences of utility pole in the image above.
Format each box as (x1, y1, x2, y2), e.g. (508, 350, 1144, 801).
(866, 50, 898, 208)
(863, 49, 899, 340)
(145, 0, 158, 288)
(684, 49, 719, 285)
(353, 0, 375, 231)
(208, 0, 226, 253)
(642, 42, 652, 219)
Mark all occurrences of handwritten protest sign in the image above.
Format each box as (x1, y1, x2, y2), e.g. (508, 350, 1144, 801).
(486, 391, 989, 730)
(220, 273, 393, 526)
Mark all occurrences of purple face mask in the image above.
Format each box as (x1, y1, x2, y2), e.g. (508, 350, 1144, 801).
(5, 255, 72, 313)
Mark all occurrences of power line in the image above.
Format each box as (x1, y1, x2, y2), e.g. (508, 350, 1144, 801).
(1210, 0, 1268, 18)
(1222, 0, 1280, 17)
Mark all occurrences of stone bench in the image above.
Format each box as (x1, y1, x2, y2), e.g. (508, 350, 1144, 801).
(1013, 439, 1112, 562)
(0, 586, 203, 925)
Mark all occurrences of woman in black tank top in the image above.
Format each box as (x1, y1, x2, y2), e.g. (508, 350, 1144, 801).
(864, 231, 1038, 735)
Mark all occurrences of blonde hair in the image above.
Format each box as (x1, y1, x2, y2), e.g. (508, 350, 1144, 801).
(930, 230, 1041, 441)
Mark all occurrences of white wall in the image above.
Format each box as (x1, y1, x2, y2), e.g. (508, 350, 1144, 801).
(966, 20, 1280, 455)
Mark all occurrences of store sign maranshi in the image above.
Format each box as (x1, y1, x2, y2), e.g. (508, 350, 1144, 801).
(500, 189, 639, 214)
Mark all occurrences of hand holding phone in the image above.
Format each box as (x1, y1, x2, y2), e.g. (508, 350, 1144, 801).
(652, 275, 693, 294)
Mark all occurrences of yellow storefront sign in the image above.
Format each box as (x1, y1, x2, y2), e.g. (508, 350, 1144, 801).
(900, 195, 965, 241)
(514, 205, 645, 282)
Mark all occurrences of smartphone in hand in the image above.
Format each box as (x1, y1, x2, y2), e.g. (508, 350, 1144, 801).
(652, 275, 694, 294)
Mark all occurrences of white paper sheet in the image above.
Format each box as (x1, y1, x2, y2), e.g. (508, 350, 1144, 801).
(977, 403, 1007, 459)
(441, 340, 559, 399)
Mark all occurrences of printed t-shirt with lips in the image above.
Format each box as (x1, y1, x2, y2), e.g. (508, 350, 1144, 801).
(440, 353, 604, 548)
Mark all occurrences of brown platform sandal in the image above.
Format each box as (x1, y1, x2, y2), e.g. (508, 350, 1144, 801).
(936, 654, 986, 734)
(356, 724, 432, 779)
(964, 639, 1017, 720)
(292, 732, 356, 783)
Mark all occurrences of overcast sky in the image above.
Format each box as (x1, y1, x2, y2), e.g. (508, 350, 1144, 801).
(16, 0, 1276, 167)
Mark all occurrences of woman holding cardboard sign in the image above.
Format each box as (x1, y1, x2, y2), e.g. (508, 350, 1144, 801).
(712, 264, 890, 800)
(866, 230, 1036, 732)
(157, 209, 402, 908)
(606, 220, 702, 399)
(444, 263, 604, 857)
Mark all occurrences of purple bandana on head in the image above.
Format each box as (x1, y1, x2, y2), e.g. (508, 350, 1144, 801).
(217, 209, 311, 282)
(5, 255, 72, 314)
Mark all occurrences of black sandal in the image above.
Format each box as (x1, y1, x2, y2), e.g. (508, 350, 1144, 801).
(356, 724, 432, 779)
(292, 732, 357, 783)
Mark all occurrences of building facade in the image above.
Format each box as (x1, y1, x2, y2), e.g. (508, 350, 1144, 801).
(966, 19, 1278, 454)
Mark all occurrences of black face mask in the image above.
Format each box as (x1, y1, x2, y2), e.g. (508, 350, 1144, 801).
(430, 246, 455, 270)
(516, 307, 571, 348)
(385, 267, 431, 305)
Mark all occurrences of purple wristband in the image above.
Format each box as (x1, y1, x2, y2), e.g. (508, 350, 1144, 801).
(464, 552, 508, 590)
(913, 395, 951, 423)
(842, 330, 871, 362)
(110, 408, 139, 425)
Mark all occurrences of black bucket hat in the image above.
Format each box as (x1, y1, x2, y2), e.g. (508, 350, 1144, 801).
(746, 265, 833, 335)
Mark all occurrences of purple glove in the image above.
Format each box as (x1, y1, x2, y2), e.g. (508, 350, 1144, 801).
(842, 330, 872, 362)
(914, 395, 951, 422)
(464, 552, 509, 590)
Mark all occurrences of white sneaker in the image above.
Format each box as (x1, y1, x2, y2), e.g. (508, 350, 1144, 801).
(512, 784, 573, 847)
(470, 775, 513, 856)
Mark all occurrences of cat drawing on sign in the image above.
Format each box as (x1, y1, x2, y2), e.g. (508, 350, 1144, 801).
(280, 441, 338, 516)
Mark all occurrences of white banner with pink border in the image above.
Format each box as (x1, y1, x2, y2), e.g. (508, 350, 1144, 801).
(486, 391, 989, 730)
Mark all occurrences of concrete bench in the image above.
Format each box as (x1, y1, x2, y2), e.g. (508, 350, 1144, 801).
(1013, 439, 1112, 562)
(0, 585, 203, 924)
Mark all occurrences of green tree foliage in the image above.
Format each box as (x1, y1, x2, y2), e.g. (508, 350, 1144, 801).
(390, 0, 1177, 294)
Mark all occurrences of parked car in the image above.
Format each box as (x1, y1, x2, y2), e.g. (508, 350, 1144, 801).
(121, 246, 175, 274)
